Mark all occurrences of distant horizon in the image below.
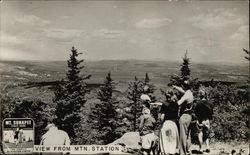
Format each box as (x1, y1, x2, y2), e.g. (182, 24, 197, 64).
(1, 57, 248, 66)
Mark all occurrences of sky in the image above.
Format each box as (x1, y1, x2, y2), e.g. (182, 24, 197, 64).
(0, 0, 249, 63)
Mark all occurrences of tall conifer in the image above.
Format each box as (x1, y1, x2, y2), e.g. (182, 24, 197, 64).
(90, 72, 119, 144)
(127, 76, 144, 131)
(54, 47, 91, 143)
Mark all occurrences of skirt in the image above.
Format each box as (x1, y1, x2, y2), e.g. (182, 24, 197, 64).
(159, 120, 179, 154)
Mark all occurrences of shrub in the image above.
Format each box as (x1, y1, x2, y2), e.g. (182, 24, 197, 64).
(205, 85, 249, 141)
(2, 96, 55, 144)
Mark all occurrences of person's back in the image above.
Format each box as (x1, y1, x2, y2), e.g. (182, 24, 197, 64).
(41, 126, 70, 145)
(179, 90, 194, 116)
(19, 129, 24, 143)
(159, 99, 180, 155)
(193, 98, 213, 153)
(14, 130, 19, 139)
(195, 99, 213, 121)
(139, 109, 156, 136)
(160, 100, 179, 121)
(173, 82, 194, 155)
(139, 108, 157, 155)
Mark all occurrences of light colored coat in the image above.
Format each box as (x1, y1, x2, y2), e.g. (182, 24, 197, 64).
(40, 127, 70, 145)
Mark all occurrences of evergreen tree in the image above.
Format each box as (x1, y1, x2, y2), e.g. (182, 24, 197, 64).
(169, 50, 191, 86)
(145, 72, 150, 84)
(126, 76, 144, 131)
(143, 73, 158, 120)
(181, 50, 191, 80)
(3, 97, 53, 144)
(90, 72, 119, 144)
(243, 48, 249, 61)
(54, 47, 91, 144)
(243, 48, 249, 83)
(143, 73, 156, 102)
(98, 72, 113, 102)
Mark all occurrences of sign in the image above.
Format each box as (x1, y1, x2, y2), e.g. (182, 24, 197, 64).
(2, 118, 34, 154)
(33, 145, 124, 154)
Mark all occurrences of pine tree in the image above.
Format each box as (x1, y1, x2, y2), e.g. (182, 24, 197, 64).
(54, 47, 91, 144)
(90, 72, 119, 144)
(243, 48, 249, 83)
(243, 48, 249, 61)
(98, 72, 113, 102)
(145, 72, 150, 84)
(181, 50, 191, 80)
(126, 76, 144, 131)
(143, 73, 160, 120)
(169, 50, 191, 86)
(3, 97, 53, 144)
(143, 73, 156, 102)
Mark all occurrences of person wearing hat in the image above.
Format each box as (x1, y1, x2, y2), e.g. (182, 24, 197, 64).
(140, 93, 152, 121)
(40, 123, 70, 145)
(173, 80, 194, 155)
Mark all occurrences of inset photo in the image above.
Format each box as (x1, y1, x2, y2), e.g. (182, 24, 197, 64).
(2, 118, 34, 154)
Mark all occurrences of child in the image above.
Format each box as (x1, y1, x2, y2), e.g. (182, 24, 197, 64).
(139, 108, 157, 155)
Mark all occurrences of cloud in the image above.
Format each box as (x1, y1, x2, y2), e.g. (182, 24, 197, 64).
(15, 15, 50, 27)
(43, 28, 85, 42)
(189, 9, 246, 30)
(61, 16, 70, 19)
(92, 29, 126, 40)
(229, 25, 249, 41)
(135, 18, 172, 28)
(1, 31, 24, 45)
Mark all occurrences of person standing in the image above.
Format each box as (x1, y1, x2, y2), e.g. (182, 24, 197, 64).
(159, 91, 180, 155)
(173, 81, 194, 155)
(18, 128, 24, 144)
(139, 108, 157, 155)
(193, 89, 213, 153)
(13, 127, 20, 146)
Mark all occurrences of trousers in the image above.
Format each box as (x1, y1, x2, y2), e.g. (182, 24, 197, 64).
(179, 114, 192, 155)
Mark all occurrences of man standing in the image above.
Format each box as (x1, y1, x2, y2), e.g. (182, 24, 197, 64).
(173, 80, 194, 155)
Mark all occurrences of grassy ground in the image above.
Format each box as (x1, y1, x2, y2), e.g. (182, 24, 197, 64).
(190, 142, 249, 155)
(3, 141, 33, 148)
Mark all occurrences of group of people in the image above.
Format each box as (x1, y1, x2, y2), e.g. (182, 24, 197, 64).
(39, 80, 212, 155)
(139, 81, 213, 155)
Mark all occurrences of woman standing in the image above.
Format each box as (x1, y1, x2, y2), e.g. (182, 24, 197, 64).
(159, 91, 180, 155)
(173, 81, 194, 155)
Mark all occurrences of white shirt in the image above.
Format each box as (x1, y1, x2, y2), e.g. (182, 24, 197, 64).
(177, 90, 194, 106)
(40, 127, 70, 145)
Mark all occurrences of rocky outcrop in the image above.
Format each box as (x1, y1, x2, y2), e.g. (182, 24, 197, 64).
(110, 132, 141, 154)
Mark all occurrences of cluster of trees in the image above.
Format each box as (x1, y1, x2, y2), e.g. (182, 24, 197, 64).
(2, 47, 249, 145)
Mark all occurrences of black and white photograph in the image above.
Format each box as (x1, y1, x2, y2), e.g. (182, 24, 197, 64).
(2, 118, 34, 154)
(0, 0, 249, 154)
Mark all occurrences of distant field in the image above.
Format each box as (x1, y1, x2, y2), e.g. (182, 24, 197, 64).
(0, 60, 248, 102)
